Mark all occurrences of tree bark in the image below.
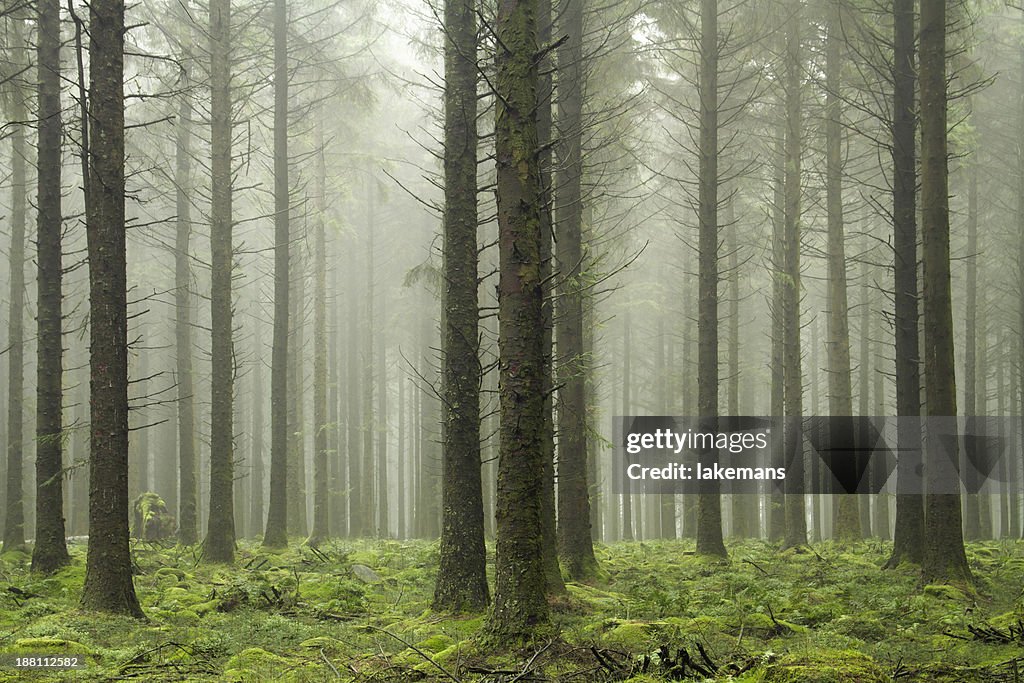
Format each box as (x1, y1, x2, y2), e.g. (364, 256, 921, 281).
(263, 0, 290, 549)
(695, 0, 727, 558)
(309, 113, 330, 545)
(32, 0, 70, 572)
(920, 0, 971, 585)
(487, 0, 550, 638)
(434, 0, 489, 612)
(555, 0, 600, 577)
(204, 0, 236, 563)
(782, 4, 806, 549)
(81, 0, 144, 616)
(885, 0, 923, 568)
(2, 12, 27, 554)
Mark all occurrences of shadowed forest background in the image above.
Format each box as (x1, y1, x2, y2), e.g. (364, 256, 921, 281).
(0, 0, 1022, 679)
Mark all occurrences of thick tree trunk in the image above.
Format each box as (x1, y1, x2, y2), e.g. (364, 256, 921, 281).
(768, 115, 786, 544)
(204, 0, 235, 563)
(920, 0, 971, 585)
(487, 0, 550, 638)
(81, 0, 144, 616)
(434, 0, 489, 611)
(263, 0, 290, 549)
(696, 0, 726, 558)
(32, 0, 70, 573)
(886, 0, 924, 568)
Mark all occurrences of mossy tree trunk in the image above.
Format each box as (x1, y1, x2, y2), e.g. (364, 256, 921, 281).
(434, 0, 489, 611)
(487, 0, 550, 639)
(81, 0, 144, 617)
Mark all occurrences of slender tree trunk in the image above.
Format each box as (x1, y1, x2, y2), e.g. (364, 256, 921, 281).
(250, 358, 264, 537)
(621, 313, 633, 541)
(825, 7, 858, 543)
(695, 0, 727, 558)
(263, 0, 290, 549)
(769, 114, 786, 544)
(488, 0, 550, 638)
(364, 188, 376, 535)
(81, 0, 143, 616)
(175, 32, 198, 539)
(347, 234, 363, 536)
(32, 0, 70, 572)
(287, 249, 307, 536)
(2, 13, 27, 554)
(434, 0, 489, 611)
(309, 116, 330, 545)
(920, 0, 971, 585)
(204, 0, 235, 563)
(397, 374, 405, 539)
(782, 5, 806, 549)
(554, 0, 598, 578)
(376, 309, 389, 536)
(886, 0, 924, 568)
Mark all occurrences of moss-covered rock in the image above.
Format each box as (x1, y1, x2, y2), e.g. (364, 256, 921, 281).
(131, 492, 177, 541)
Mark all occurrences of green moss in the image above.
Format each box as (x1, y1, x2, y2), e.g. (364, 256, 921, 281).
(7, 637, 92, 655)
(761, 650, 888, 682)
(924, 583, 969, 601)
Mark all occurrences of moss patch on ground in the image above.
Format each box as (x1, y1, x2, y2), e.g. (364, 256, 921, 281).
(0, 538, 1020, 680)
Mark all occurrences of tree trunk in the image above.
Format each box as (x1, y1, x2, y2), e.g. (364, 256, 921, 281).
(32, 0, 70, 573)
(175, 22, 198, 540)
(487, 0, 550, 638)
(920, 0, 971, 585)
(782, 5, 806, 549)
(768, 113, 786, 544)
(621, 313, 633, 541)
(250, 357, 264, 537)
(696, 0, 727, 558)
(309, 115, 330, 545)
(81, 0, 144, 616)
(204, 0, 236, 563)
(886, 0, 923, 568)
(434, 0, 489, 612)
(287, 246, 307, 537)
(347, 233, 363, 536)
(554, 0, 598, 578)
(825, 8, 858, 544)
(263, 0, 290, 549)
(2, 13, 27, 554)
(363, 187, 376, 535)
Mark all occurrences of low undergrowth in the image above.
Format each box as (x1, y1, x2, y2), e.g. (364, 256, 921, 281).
(0, 537, 1021, 681)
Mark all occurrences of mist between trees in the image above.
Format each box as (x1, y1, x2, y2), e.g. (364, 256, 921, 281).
(0, 0, 1013, 638)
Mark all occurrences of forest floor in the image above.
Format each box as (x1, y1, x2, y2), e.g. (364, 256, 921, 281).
(0, 537, 1021, 681)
